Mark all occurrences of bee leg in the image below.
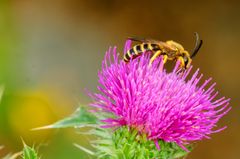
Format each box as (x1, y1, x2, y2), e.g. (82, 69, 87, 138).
(162, 55, 168, 64)
(150, 50, 162, 64)
(177, 56, 185, 68)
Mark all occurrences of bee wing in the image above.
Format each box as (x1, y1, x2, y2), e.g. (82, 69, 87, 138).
(128, 37, 161, 44)
(127, 37, 147, 42)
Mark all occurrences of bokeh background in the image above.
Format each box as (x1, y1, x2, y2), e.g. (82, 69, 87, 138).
(0, 0, 239, 158)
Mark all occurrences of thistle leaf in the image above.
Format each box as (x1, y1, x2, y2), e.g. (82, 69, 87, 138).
(33, 107, 97, 130)
(1, 146, 22, 159)
(73, 143, 95, 156)
(92, 126, 190, 159)
(2, 152, 22, 159)
(22, 142, 39, 159)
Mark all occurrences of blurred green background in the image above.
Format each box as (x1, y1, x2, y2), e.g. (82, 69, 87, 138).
(0, 0, 239, 158)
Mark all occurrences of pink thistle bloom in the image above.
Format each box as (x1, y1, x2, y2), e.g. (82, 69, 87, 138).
(89, 40, 231, 151)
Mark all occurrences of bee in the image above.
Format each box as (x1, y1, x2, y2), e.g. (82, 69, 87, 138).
(123, 33, 203, 69)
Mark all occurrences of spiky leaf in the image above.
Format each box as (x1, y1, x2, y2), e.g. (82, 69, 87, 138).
(3, 152, 22, 159)
(22, 142, 39, 159)
(92, 126, 191, 159)
(34, 107, 97, 129)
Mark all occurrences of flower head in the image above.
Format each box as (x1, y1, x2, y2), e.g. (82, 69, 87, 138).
(90, 40, 231, 151)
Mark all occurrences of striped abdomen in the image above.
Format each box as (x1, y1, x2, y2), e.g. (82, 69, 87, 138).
(124, 43, 160, 62)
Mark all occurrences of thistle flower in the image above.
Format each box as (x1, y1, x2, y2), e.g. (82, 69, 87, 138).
(90, 40, 231, 152)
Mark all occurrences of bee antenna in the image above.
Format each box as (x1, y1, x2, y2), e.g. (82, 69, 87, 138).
(191, 32, 203, 58)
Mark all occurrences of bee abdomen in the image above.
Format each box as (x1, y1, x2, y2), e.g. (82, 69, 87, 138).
(151, 44, 160, 51)
(124, 44, 143, 62)
(124, 43, 160, 62)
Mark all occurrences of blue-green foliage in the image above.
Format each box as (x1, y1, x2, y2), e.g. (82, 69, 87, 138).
(44, 107, 190, 159)
(1, 142, 39, 159)
(34, 107, 97, 130)
(91, 126, 190, 159)
(22, 142, 39, 159)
